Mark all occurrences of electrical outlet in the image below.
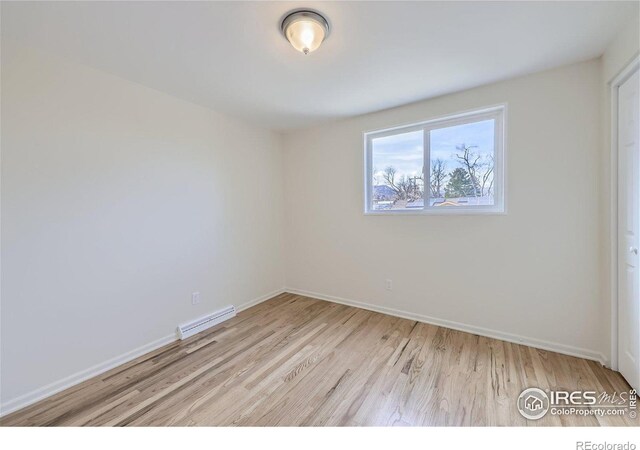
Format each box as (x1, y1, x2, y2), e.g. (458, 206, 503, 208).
(191, 292, 201, 305)
(385, 279, 393, 291)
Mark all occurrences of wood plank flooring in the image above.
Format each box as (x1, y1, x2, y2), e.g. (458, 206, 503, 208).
(1, 293, 635, 426)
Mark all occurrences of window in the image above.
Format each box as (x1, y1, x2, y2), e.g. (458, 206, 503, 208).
(365, 105, 505, 214)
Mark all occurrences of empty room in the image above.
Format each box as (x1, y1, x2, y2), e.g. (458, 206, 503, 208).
(1, 0, 639, 446)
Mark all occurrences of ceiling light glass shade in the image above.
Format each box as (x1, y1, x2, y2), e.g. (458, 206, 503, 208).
(281, 11, 330, 55)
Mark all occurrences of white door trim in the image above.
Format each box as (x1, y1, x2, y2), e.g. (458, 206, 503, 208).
(610, 55, 640, 371)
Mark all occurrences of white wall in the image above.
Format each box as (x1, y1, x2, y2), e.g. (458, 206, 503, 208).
(283, 59, 604, 361)
(0, 43, 285, 409)
(602, 17, 640, 84)
(600, 17, 640, 365)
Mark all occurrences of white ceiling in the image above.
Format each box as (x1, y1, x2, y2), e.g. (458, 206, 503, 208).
(2, 1, 637, 130)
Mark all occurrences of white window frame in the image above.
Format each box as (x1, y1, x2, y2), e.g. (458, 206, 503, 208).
(364, 104, 506, 215)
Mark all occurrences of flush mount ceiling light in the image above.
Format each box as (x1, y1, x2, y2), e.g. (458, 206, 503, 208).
(281, 10, 330, 55)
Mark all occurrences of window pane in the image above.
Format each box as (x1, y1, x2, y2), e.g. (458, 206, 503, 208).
(371, 130, 424, 210)
(429, 119, 495, 207)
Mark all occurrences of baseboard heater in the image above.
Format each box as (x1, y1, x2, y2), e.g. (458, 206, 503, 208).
(177, 305, 236, 340)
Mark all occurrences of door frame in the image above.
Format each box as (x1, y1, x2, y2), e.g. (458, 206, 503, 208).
(610, 55, 640, 372)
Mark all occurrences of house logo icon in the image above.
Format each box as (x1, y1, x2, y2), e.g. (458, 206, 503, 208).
(517, 388, 550, 420)
(525, 395, 543, 411)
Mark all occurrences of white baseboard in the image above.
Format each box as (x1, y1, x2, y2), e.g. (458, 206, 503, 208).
(0, 333, 176, 418)
(285, 287, 609, 367)
(236, 288, 285, 312)
(2, 287, 606, 417)
(0, 287, 286, 418)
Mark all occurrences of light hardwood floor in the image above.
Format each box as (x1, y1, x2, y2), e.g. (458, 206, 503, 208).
(1, 293, 635, 426)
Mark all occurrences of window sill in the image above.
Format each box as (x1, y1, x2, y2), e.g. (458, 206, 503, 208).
(363, 208, 506, 216)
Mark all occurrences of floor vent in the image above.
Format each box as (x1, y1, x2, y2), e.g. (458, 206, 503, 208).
(177, 306, 236, 340)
